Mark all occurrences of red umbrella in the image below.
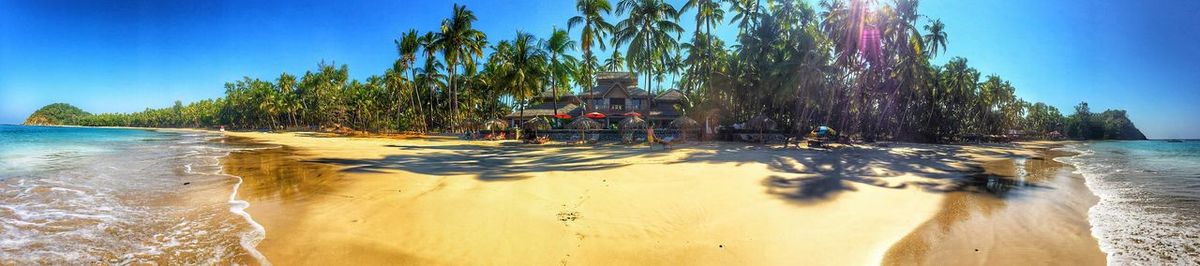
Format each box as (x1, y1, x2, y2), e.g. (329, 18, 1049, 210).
(585, 112, 606, 119)
(553, 113, 573, 119)
(623, 111, 642, 117)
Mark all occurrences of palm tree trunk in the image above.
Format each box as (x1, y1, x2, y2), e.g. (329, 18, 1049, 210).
(449, 69, 457, 133)
(409, 66, 426, 133)
(552, 54, 559, 117)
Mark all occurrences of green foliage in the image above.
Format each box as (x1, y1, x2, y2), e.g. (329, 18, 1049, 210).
(1065, 102, 1147, 140)
(23, 103, 91, 125)
(28, 0, 1145, 141)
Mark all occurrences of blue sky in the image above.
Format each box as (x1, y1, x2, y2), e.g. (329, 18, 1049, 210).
(1, 0, 1197, 138)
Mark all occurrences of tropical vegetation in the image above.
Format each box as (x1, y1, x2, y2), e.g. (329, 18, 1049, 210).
(26, 0, 1145, 141)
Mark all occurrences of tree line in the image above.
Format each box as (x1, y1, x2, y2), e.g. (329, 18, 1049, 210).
(27, 0, 1146, 141)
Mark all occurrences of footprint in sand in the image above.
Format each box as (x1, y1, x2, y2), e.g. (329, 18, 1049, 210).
(557, 211, 580, 223)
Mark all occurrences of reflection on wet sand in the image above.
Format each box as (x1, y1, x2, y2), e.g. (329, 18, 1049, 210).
(884, 147, 1106, 265)
(220, 137, 346, 265)
(222, 138, 340, 202)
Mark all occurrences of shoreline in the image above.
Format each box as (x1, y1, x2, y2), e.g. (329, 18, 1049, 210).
(216, 142, 273, 266)
(883, 142, 1106, 265)
(208, 129, 1105, 265)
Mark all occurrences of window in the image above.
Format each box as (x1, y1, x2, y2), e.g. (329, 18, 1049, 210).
(609, 98, 625, 111)
(592, 99, 606, 109)
(629, 99, 642, 110)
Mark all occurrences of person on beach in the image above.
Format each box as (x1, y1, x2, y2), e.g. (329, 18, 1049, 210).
(647, 125, 672, 150)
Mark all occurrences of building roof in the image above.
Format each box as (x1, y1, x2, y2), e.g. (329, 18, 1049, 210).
(581, 85, 649, 98)
(535, 88, 580, 103)
(654, 89, 685, 101)
(505, 103, 583, 119)
(595, 72, 635, 81)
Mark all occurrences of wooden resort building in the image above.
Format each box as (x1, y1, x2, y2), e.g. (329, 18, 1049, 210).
(505, 72, 683, 128)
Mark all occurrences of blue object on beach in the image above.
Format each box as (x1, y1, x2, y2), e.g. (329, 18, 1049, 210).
(817, 126, 830, 136)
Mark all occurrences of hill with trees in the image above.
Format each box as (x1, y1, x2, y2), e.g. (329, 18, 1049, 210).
(25, 0, 1148, 141)
(1065, 102, 1147, 140)
(23, 103, 92, 126)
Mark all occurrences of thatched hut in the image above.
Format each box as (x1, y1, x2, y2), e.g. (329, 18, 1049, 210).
(746, 114, 776, 143)
(565, 117, 603, 143)
(669, 116, 699, 141)
(521, 117, 551, 138)
(619, 116, 648, 144)
(482, 118, 508, 131)
(746, 114, 776, 131)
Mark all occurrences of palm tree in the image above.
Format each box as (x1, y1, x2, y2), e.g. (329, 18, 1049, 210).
(725, 0, 762, 32)
(604, 50, 625, 71)
(276, 73, 298, 128)
(682, 0, 723, 35)
(680, 0, 724, 100)
(568, 0, 614, 90)
(432, 4, 487, 131)
(613, 0, 683, 99)
(542, 27, 579, 117)
(396, 29, 426, 132)
(924, 18, 947, 57)
(502, 32, 549, 119)
(419, 31, 441, 129)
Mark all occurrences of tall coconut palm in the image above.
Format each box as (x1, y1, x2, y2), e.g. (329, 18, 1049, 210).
(568, 0, 614, 89)
(502, 32, 549, 119)
(613, 0, 683, 101)
(681, 0, 724, 101)
(396, 29, 426, 132)
(924, 18, 947, 58)
(726, 0, 762, 32)
(682, 0, 724, 35)
(541, 27, 579, 117)
(418, 32, 440, 128)
(276, 73, 298, 128)
(604, 50, 625, 71)
(432, 4, 487, 131)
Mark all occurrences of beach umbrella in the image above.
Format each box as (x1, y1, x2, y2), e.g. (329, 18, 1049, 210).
(521, 117, 551, 131)
(585, 112, 606, 119)
(482, 118, 508, 131)
(619, 116, 647, 130)
(566, 117, 603, 130)
(619, 116, 648, 144)
(669, 116, 699, 129)
(623, 111, 642, 117)
(553, 113, 573, 119)
(566, 117, 603, 143)
(669, 116, 700, 142)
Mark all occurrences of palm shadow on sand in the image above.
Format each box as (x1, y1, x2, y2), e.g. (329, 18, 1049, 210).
(674, 143, 1051, 204)
(306, 140, 1049, 203)
(308, 143, 670, 181)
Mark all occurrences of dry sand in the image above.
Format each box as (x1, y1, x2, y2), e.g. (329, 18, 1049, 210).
(213, 131, 1104, 265)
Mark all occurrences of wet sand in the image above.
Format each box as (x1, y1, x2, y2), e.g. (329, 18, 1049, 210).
(215, 131, 1103, 265)
(884, 143, 1106, 265)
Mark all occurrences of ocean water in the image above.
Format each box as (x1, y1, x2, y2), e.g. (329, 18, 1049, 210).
(1058, 141, 1200, 265)
(0, 125, 269, 264)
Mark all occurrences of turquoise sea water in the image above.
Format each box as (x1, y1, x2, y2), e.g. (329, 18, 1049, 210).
(1058, 141, 1200, 264)
(0, 125, 267, 264)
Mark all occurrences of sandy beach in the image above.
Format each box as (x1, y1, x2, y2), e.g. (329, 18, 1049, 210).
(214, 131, 1106, 265)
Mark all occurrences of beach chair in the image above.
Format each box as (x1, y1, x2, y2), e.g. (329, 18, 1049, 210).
(588, 134, 600, 144)
(657, 136, 676, 149)
(567, 135, 581, 144)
